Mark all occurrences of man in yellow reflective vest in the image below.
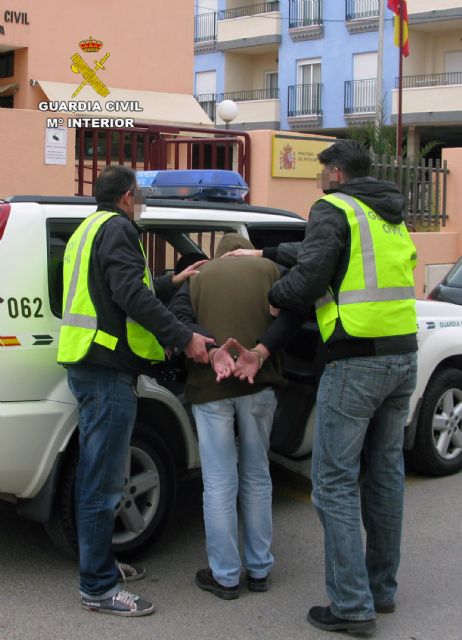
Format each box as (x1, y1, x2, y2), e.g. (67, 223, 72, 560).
(57, 165, 212, 617)
(226, 140, 418, 635)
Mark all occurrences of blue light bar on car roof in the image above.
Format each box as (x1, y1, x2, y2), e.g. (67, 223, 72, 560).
(136, 169, 248, 202)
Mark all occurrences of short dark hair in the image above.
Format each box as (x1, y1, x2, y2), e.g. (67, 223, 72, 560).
(94, 165, 137, 204)
(317, 139, 371, 179)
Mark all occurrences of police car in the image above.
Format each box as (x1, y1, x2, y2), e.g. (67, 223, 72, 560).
(1, 170, 461, 558)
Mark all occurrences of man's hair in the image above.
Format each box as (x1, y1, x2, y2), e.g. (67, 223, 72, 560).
(94, 165, 137, 204)
(317, 139, 371, 179)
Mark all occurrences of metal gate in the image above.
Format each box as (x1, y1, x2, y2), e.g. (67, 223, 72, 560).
(75, 123, 251, 196)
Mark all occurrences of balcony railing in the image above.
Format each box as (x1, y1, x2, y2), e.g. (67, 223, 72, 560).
(344, 78, 377, 113)
(345, 0, 379, 20)
(397, 72, 462, 89)
(194, 12, 217, 43)
(195, 88, 280, 121)
(219, 1, 280, 20)
(288, 83, 322, 116)
(289, 0, 322, 28)
(195, 93, 217, 122)
(218, 88, 279, 102)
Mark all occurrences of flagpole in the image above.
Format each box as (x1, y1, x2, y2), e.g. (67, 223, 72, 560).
(375, 0, 385, 132)
(397, 0, 404, 158)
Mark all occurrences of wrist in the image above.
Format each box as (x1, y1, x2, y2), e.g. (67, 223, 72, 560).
(249, 348, 264, 370)
(209, 347, 218, 369)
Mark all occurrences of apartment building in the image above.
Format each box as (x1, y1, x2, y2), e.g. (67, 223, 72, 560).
(195, 0, 462, 153)
(393, 1, 462, 153)
(194, 0, 398, 135)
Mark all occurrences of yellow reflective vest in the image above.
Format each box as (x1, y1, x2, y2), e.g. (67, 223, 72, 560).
(57, 210, 165, 364)
(315, 192, 417, 343)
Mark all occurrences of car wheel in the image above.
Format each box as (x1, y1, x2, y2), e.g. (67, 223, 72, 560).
(407, 367, 462, 476)
(44, 422, 176, 558)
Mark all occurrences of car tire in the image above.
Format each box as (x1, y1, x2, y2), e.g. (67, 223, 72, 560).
(406, 367, 462, 476)
(44, 422, 177, 559)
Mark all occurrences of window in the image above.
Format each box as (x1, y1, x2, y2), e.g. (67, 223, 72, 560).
(265, 72, 279, 99)
(296, 59, 321, 113)
(352, 51, 377, 112)
(47, 220, 83, 318)
(0, 51, 14, 78)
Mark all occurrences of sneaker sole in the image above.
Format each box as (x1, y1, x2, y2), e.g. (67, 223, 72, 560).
(81, 603, 154, 617)
(307, 612, 376, 636)
(194, 577, 240, 600)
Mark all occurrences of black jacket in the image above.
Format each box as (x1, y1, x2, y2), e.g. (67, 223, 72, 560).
(73, 204, 192, 375)
(267, 177, 418, 362)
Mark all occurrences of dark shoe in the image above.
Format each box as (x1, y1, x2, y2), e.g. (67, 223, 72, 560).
(374, 600, 395, 614)
(247, 573, 270, 592)
(81, 588, 154, 617)
(195, 568, 240, 600)
(307, 606, 376, 636)
(116, 561, 146, 583)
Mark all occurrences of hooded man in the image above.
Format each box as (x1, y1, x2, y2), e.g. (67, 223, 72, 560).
(170, 233, 301, 600)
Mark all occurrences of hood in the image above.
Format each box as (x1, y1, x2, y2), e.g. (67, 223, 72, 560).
(328, 176, 406, 224)
(215, 232, 255, 257)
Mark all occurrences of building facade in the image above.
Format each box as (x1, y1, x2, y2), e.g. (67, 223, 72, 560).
(393, 1, 462, 153)
(194, 0, 398, 134)
(194, 0, 462, 153)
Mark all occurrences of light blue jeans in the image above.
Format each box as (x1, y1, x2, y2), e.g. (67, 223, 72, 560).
(192, 388, 277, 587)
(311, 353, 417, 620)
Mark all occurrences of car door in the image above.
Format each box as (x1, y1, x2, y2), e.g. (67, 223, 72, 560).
(246, 222, 323, 458)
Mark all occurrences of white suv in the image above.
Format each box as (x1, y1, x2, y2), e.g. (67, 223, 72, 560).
(1, 189, 462, 558)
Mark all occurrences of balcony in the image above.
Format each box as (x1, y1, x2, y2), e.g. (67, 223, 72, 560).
(407, 0, 462, 17)
(392, 72, 462, 125)
(195, 93, 217, 123)
(288, 1, 323, 41)
(195, 89, 280, 129)
(287, 83, 322, 128)
(344, 79, 377, 123)
(345, 0, 379, 33)
(194, 12, 217, 53)
(216, 2, 282, 52)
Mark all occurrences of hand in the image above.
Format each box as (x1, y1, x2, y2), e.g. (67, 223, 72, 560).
(269, 304, 280, 318)
(171, 260, 208, 287)
(210, 345, 236, 382)
(184, 333, 215, 364)
(220, 248, 263, 258)
(225, 338, 268, 384)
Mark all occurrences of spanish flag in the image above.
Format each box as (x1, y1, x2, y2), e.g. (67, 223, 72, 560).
(387, 0, 409, 58)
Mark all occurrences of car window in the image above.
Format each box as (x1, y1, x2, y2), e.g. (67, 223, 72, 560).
(445, 259, 462, 288)
(47, 220, 83, 318)
(246, 223, 306, 249)
(47, 221, 240, 317)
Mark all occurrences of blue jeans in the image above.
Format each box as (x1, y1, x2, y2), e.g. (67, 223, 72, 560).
(192, 388, 277, 587)
(311, 353, 417, 620)
(67, 366, 137, 599)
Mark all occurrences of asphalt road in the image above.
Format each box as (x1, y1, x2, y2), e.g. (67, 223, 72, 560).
(1, 468, 461, 640)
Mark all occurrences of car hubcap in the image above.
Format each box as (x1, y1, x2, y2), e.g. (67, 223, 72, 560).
(113, 445, 161, 544)
(432, 388, 462, 460)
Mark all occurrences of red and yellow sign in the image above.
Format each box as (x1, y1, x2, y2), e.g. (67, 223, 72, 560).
(272, 135, 333, 179)
(0, 336, 21, 347)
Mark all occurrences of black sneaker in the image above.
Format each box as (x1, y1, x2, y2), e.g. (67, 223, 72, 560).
(81, 588, 154, 617)
(307, 606, 376, 636)
(374, 600, 396, 614)
(195, 568, 240, 600)
(247, 573, 270, 592)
